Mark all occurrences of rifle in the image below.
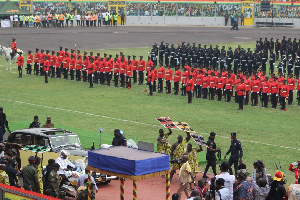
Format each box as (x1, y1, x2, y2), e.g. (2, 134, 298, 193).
(251, 91, 254, 106)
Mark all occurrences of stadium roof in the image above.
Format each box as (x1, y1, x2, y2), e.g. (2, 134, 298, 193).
(0, 0, 30, 16)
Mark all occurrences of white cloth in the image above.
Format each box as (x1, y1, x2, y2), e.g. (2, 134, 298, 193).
(77, 174, 98, 191)
(186, 197, 195, 200)
(75, 15, 80, 20)
(85, 16, 89, 20)
(10, 15, 14, 21)
(56, 156, 75, 175)
(216, 172, 235, 200)
(216, 187, 231, 200)
(14, 15, 18, 21)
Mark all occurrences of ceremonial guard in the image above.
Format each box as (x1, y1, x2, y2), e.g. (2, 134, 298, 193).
(165, 66, 173, 94)
(34, 48, 40, 76)
(186, 75, 194, 103)
(157, 64, 165, 93)
(50, 51, 56, 78)
(17, 52, 24, 78)
(27, 50, 33, 75)
(287, 74, 295, 105)
(138, 56, 145, 85)
(174, 66, 181, 95)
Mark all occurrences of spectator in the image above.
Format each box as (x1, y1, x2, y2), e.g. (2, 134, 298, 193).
(216, 178, 231, 200)
(252, 160, 265, 182)
(234, 169, 253, 199)
(216, 161, 235, 199)
(172, 193, 180, 200)
(251, 161, 269, 200)
(29, 115, 41, 128)
(77, 169, 98, 193)
(0, 164, 9, 185)
(186, 190, 199, 200)
(192, 179, 207, 199)
(266, 171, 286, 200)
(286, 177, 300, 200)
(0, 143, 5, 161)
(225, 12, 229, 26)
(42, 116, 54, 128)
(6, 158, 19, 186)
(75, 13, 80, 26)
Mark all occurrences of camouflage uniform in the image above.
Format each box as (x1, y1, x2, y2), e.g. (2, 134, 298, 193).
(42, 122, 54, 128)
(23, 164, 38, 192)
(0, 170, 9, 185)
(76, 186, 95, 200)
(45, 170, 60, 197)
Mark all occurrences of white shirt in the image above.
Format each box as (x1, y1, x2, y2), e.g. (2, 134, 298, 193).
(10, 15, 14, 21)
(216, 187, 231, 200)
(14, 15, 18, 21)
(77, 174, 98, 191)
(75, 15, 80, 20)
(85, 15, 89, 20)
(216, 172, 235, 200)
(56, 156, 75, 175)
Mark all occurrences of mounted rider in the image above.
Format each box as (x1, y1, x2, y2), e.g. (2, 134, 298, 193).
(11, 38, 17, 59)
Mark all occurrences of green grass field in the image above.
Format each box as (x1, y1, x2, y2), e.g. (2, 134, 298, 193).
(0, 42, 299, 185)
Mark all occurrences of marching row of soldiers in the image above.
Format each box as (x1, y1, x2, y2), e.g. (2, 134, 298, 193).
(146, 63, 300, 110)
(150, 37, 300, 80)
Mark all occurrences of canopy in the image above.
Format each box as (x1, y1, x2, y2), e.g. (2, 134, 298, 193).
(0, 0, 30, 16)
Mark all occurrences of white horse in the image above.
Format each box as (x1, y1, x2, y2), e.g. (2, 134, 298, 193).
(0, 45, 23, 70)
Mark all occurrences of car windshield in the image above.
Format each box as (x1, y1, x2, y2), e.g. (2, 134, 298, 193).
(49, 135, 81, 149)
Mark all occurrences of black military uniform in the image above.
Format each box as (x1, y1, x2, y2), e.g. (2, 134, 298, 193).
(203, 132, 219, 178)
(225, 132, 243, 175)
(0, 107, 9, 143)
(269, 51, 275, 74)
(261, 50, 268, 72)
(170, 44, 175, 68)
(150, 44, 158, 66)
(164, 44, 170, 66)
(287, 55, 294, 75)
(29, 115, 41, 128)
(159, 41, 165, 64)
(269, 38, 274, 52)
(275, 39, 281, 61)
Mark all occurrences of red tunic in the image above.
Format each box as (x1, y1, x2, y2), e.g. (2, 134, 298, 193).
(262, 81, 271, 93)
(27, 54, 33, 64)
(186, 79, 195, 91)
(165, 69, 173, 81)
(138, 60, 145, 71)
(158, 66, 165, 79)
(34, 52, 40, 63)
(174, 70, 181, 83)
(17, 56, 24, 66)
(280, 85, 289, 97)
(287, 78, 295, 91)
(271, 81, 279, 94)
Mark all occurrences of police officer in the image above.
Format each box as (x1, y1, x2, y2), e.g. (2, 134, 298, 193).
(224, 132, 243, 175)
(203, 132, 220, 178)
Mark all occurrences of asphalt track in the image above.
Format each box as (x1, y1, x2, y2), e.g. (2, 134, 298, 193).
(1, 26, 300, 51)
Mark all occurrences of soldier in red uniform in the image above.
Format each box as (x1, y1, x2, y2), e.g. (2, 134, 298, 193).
(287, 74, 295, 105)
(165, 65, 173, 94)
(186, 75, 195, 103)
(77, 50, 82, 61)
(216, 73, 223, 101)
(280, 80, 289, 110)
(88, 57, 94, 88)
(114, 56, 120, 87)
(138, 56, 145, 85)
(27, 50, 33, 75)
(289, 162, 300, 184)
(69, 54, 76, 80)
(119, 58, 126, 87)
(209, 72, 216, 100)
(152, 66, 158, 93)
(131, 55, 138, 83)
(50, 51, 56, 78)
(147, 67, 155, 96)
(34, 48, 40, 76)
(261, 77, 271, 108)
(126, 61, 133, 88)
(43, 56, 50, 83)
(17, 52, 24, 78)
(270, 77, 280, 109)
(11, 38, 17, 59)
(181, 67, 189, 96)
(174, 67, 181, 95)
(82, 56, 89, 82)
(236, 79, 246, 110)
(62, 53, 70, 80)
(105, 57, 112, 86)
(202, 73, 210, 99)
(157, 64, 165, 93)
(225, 74, 233, 102)
(39, 49, 45, 76)
(244, 74, 251, 105)
(297, 78, 300, 106)
(76, 54, 82, 81)
(55, 52, 62, 78)
(251, 76, 260, 106)
(196, 70, 203, 98)
(146, 56, 153, 76)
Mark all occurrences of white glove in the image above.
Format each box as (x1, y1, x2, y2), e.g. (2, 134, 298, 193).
(151, 82, 153, 85)
(109, 72, 111, 75)
(191, 91, 193, 94)
(292, 162, 298, 165)
(104, 72, 106, 74)
(92, 74, 94, 77)
(116, 73, 118, 75)
(136, 70, 138, 72)
(257, 92, 259, 94)
(276, 94, 278, 97)
(207, 86, 210, 89)
(224, 89, 226, 91)
(268, 93, 270, 95)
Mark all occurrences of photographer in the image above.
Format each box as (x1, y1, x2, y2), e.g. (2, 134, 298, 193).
(252, 160, 265, 182)
(216, 161, 235, 199)
(216, 178, 231, 200)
